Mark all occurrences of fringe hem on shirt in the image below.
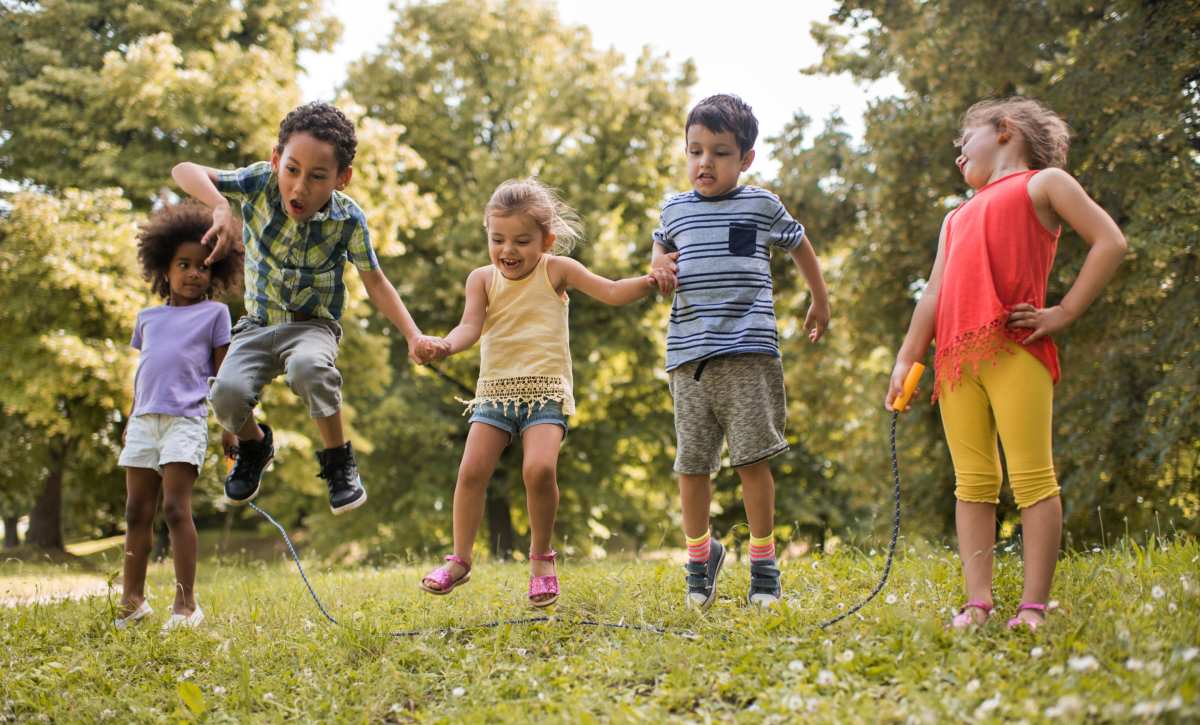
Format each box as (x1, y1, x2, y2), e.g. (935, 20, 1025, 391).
(457, 375, 575, 416)
(932, 313, 1026, 403)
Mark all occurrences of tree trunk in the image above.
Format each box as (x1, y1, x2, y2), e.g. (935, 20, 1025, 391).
(28, 456, 65, 550)
(3, 516, 18, 548)
(485, 465, 516, 560)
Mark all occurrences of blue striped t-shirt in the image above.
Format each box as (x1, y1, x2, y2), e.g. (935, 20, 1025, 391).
(653, 185, 805, 371)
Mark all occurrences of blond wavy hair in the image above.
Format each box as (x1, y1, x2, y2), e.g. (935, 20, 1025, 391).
(960, 96, 1071, 169)
(483, 178, 583, 254)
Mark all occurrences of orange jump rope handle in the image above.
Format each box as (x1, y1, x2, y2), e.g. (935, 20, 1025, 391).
(892, 362, 926, 412)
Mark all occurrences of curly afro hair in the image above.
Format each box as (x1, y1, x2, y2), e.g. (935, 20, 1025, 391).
(276, 102, 358, 170)
(137, 201, 242, 299)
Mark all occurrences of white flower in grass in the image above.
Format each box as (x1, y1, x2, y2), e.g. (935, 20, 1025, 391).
(1142, 603, 1154, 614)
(1048, 665, 1064, 677)
(1125, 658, 1144, 671)
(390, 703, 405, 713)
(1068, 655, 1099, 672)
(838, 649, 855, 663)
(99, 710, 115, 720)
(965, 679, 980, 694)
(1045, 695, 1084, 718)
(1180, 576, 1192, 593)
(177, 669, 195, 681)
(515, 648, 527, 656)
(1147, 661, 1164, 677)
(1030, 647, 1044, 658)
(885, 594, 898, 605)
(1047, 600, 1059, 610)
(451, 687, 466, 697)
(1151, 585, 1165, 599)
(1181, 647, 1199, 663)
(213, 686, 226, 696)
(975, 693, 1002, 716)
(788, 660, 805, 673)
(817, 669, 836, 686)
(1168, 602, 1178, 613)
(785, 695, 804, 711)
(263, 693, 274, 701)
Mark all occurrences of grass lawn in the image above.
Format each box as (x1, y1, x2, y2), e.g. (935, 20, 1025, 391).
(2, 536, 1196, 722)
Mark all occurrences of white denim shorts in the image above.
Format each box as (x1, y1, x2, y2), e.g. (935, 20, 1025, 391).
(118, 414, 209, 473)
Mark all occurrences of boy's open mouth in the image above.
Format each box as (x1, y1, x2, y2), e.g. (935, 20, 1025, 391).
(289, 199, 305, 214)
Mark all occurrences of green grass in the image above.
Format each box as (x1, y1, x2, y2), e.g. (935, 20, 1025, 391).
(2, 538, 1197, 723)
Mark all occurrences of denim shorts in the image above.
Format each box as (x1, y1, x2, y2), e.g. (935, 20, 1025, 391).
(468, 400, 568, 441)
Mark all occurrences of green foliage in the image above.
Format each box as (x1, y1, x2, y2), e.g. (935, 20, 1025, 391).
(1, 538, 1197, 719)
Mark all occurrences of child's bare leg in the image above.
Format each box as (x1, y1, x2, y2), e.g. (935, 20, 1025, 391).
(521, 424, 563, 585)
(1017, 495, 1062, 623)
(121, 468, 160, 615)
(956, 500, 997, 621)
(736, 461, 775, 539)
(236, 414, 264, 442)
(438, 423, 508, 581)
(313, 411, 345, 449)
(160, 463, 199, 615)
(679, 474, 713, 539)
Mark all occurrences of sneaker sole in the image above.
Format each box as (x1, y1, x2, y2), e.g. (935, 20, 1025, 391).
(331, 487, 367, 516)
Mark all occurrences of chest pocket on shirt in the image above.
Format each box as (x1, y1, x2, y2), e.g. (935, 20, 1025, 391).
(728, 223, 758, 256)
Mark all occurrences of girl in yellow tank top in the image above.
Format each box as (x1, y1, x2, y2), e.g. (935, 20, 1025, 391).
(418, 178, 674, 606)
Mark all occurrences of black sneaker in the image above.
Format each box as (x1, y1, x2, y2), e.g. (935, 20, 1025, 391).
(317, 441, 367, 515)
(684, 539, 726, 611)
(748, 559, 782, 608)
(224, 424, 273, 504)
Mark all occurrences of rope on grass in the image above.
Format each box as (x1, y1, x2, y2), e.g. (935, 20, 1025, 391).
(250, 410, 904, 637)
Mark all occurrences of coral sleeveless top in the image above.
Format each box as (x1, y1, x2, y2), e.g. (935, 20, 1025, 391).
(934, 170, 1060, 401)
(466, 255, 575, 415)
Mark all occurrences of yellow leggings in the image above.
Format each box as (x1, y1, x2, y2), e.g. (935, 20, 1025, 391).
(938, 344, 1060, 509)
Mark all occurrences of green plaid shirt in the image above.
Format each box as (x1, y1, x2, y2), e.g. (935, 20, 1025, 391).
(216, 162, 379, 325)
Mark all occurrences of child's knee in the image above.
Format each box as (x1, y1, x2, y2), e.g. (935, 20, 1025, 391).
(209, 376, 256, 429)
(522, 459, 557, 489)
(285, 354, 341, 412)
(161, 498, 193, 530)
(954, 471, 1001, 504)
(1010, 466, 1060, 509)
(125, 499, 156, 528)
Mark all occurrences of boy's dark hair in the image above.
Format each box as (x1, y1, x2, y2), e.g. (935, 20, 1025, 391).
(276, 102, 358, 170)
(137, 201, 242, 299)
(685, 94, 758, 155)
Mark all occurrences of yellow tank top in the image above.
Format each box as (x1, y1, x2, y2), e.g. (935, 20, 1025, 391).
(466, 254, 575, 415)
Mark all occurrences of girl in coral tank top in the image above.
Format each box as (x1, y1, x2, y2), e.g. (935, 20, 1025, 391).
(418, 178, 670, 607)
(886, 97, 1128, 631)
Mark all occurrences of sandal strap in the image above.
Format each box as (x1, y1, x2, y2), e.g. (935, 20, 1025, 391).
(960, 600, 994, 614)
(529, 550, 557, 562)
(444, 554, 471, 572)
(1016, 602, 1047, 613)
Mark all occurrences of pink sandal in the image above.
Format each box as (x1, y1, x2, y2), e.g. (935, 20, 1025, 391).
(528, 550, 559, 608)
(950, 600, 994, 629)
(420, 554, 471, 595)
(1007, 602, 1047, 630)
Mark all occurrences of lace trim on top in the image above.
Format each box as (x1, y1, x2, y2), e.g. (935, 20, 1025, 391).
(933, 313, 1027, 403)
(458, 375, 573, 415)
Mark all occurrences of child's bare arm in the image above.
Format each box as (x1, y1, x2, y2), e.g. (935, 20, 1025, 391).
(441, 267, 491, 355)
(886, 213, 951, 411)
(787, 234, 831, 343)
(1009, 169, 1128, 343)
(650, 242, 678, 294)
(549, 256, 658, 306)
(171, 162, 242, 266)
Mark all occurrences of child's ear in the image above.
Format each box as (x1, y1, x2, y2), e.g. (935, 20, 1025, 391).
(270, 147, 281, 171)
(997, 119, 1011, 145)
(740, 148, 755, 172)
(336, 166, 353, 190)
(543, 231, 557, 252)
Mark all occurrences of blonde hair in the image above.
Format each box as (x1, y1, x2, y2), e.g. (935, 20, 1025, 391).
(960, 96, 1071, 169)
(484, 178, 582, 254)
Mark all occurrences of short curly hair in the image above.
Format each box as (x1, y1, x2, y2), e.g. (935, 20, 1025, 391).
(275, 102, 358, 170)
(137, 201, 242, 299)
(686, 94, 759, 155)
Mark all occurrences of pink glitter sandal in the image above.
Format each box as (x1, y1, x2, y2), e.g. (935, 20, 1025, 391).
(528, 550, 559, 608)
(1007, 602, 1047, 630)
(420, 554, 471, 595)
(950, 600, 994, 629)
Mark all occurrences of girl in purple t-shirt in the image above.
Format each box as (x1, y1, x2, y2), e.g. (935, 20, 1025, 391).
(115, 202, 241, 632)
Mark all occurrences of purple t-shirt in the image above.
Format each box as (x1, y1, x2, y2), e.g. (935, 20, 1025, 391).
(131, 301, 232, 417)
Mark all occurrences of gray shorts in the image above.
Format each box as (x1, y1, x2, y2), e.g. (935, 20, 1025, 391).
(208, 317, 343, 432)
(668, 353, 789, 475)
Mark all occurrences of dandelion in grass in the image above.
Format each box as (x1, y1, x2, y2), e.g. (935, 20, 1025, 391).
(785, 694, 804, 711)
(1030, 646, 1045, 658)
(263, 692, 274, 701)
(1147, 661, 1164, 677)
(1182, 647, 1198, 662)
(1068, 655, 1099, 672)
(1151, 585, 1165, 600)
(213, 686, 226, 696)
(817, 669, 836, 686)
(1142, 603, 1154, 614)
(976, 693, 1002, 716)
(452, 687, 466, 697)
(1125, 658, 1144, 671)
(1048, 665, 1064, 677)
(965, 679, 980, 694)
(1168, 602, 1177, 613)
(885, 593, 898, 604)
(178, 668, 195, 681)
(788, 660, 805, 673)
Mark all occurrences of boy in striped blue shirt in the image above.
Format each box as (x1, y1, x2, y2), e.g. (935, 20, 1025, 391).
(651, 94, 831, 609)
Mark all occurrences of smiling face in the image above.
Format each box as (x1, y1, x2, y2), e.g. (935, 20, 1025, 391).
(271, 132, 352, 221)
(487, 212, 555, 280)
(686, 124, 754, 197)
(166, 241, 212, 305)
(955, 123, 1011, 189)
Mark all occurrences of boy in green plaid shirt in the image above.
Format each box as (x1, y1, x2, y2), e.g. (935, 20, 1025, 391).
(173, 102, 445, 514)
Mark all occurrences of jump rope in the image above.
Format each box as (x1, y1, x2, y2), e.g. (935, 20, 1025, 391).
(247, 364, 925, 638)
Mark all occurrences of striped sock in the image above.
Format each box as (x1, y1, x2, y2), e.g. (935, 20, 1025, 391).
(749, 533, 775, 562)
(686, 531, 711, 563)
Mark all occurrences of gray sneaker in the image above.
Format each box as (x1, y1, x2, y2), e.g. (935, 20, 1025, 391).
(748, 559, 782, 608)
(684, 539, 726, 610)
